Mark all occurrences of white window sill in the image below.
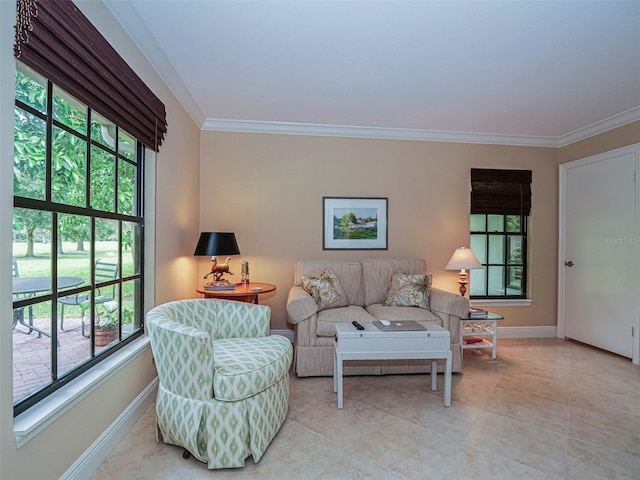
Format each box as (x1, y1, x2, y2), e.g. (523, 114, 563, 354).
(471, 299, 532, 307)
(14, 335, 150, 449)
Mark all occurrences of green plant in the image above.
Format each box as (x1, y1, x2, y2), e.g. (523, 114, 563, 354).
(122, 305, 134, 324)
(80, 299, 119, 329)
(98, 300, 119, 328)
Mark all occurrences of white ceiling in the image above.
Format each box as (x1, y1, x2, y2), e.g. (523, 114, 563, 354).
(105, 0, 640, 147)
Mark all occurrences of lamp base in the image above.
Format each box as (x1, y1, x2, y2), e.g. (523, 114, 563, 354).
(457, 270, 469, 297)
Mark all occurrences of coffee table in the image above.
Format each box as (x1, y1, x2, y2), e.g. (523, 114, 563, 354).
(333, 322, 452, 409)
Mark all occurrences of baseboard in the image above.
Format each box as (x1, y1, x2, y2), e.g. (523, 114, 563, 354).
(498, 326, 557, 338)
(61, 377, 159, 480)
(272, 328, 294, 343)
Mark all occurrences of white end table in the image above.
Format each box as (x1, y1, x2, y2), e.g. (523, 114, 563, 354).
(460, 312, 504, 359)
(333, 322, 451, 409)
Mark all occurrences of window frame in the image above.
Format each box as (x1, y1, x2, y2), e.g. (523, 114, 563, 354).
(12, 65, 145, 416)
(469, 213, 528, 300)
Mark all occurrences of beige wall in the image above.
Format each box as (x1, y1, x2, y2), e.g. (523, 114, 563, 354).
(558, 120, 640, 164)
(200, 132, 559, 329)
(0, 1, 200, 478)
(153, 98, 201, 305)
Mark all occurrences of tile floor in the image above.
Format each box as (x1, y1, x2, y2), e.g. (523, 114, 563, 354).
(92, 338, 640, 479)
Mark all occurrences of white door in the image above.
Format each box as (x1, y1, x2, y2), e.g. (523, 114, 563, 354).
(559, 145, 639, 358)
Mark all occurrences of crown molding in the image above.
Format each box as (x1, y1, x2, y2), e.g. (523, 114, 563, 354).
(201, 118, 560, 147)
(203, 107, 640, 147)
(556, 106, 640, 147)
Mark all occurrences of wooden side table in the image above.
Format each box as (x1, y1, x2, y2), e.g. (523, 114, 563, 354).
(196, 282, 276, 304)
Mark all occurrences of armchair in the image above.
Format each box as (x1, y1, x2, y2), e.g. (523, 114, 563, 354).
(146, 299, 292, 469)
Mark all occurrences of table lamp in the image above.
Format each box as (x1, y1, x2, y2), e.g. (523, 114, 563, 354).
(194, 232, 240, 285)
(445, 247, 483, 296)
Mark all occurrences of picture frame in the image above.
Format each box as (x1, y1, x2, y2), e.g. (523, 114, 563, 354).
(323, 197, 388, 250)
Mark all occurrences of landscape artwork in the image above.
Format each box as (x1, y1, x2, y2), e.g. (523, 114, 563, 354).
(323, 197, 388, 250)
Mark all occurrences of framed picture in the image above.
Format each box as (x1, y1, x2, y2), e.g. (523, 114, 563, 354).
(323, 197, 388, 250)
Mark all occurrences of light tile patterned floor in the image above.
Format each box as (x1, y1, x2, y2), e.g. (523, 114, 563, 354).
(92, 338, 640, 479)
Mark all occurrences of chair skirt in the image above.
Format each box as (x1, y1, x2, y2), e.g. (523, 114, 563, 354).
(156, 373, 290, 469)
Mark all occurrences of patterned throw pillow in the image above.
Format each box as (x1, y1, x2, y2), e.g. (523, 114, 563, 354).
(301, 269, 348, 311)
(383, 272, 432, 310)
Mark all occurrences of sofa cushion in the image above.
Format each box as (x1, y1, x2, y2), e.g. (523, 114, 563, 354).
(301, 269, 348, 311)
(361, 258, 427, 306)
(295, 260, 364, 306)
(383, 272, 432, 309)
(316, 306, 374, 337)
(366, 303, 443, 325)
(213, 335, 292, 401)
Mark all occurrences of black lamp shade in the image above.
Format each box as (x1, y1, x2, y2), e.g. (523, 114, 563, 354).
(194, 232, 240, 256)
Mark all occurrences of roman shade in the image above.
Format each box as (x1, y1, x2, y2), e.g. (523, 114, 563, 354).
(14, 0, 167, 151)
(470, 168, 532, 215)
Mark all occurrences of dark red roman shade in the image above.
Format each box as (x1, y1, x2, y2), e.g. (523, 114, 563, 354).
(14, 0, 167, 151)
(470, 169, 532, 215)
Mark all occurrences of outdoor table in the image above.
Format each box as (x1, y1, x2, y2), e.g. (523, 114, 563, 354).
(13, 276, 84, 338)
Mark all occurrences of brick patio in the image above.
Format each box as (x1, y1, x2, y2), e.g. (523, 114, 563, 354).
(13, 313, 114, 405)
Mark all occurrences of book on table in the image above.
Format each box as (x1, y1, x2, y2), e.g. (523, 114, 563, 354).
(468, 307, 488, 318)
(204, 284, 236, 291)
(464, 336, 484, 344)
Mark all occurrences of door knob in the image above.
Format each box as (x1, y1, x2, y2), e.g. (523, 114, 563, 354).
(565, 261, 575, 267)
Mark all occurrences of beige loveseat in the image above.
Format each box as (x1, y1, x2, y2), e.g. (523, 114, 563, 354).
(286, 258, 469, 377)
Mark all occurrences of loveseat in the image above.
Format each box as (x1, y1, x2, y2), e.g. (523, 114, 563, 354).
(286, 258, 469, 377)
(146, 299, 292, 469)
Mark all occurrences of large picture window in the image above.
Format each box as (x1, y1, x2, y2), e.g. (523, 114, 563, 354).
(12, 62, 144, 415)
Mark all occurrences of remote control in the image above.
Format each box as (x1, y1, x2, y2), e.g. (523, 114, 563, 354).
(352, 321, 365, 331)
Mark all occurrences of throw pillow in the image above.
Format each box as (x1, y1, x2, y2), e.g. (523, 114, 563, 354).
(301, 269, 348, 311)
(383, 272, 432, 310)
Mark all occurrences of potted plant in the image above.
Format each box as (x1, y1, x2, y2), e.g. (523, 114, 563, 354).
(95, 300, 119, 346)
(81, 298, 119, 346)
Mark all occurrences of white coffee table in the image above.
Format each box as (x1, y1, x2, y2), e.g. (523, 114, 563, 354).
(333, 322, 452, 409)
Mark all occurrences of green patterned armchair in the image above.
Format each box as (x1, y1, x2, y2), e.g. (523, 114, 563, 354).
(146, 299, 292, 469)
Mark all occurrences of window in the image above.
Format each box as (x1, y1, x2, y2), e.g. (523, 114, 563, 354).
(469, 169, 531, 299)
(12, 63, 144, 415)
(12, 0, 166, 417)
(469, 214, 527, 298)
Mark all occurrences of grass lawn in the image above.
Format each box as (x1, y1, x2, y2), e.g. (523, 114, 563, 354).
(12, 241, 137, 321)
(13, 241, 134, 275)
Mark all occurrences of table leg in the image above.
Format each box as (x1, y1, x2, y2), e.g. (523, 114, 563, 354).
(333, 348, 338, 393)
(444, 351, 452, 407)
(19, 305, 50, 339)
(336, 351, 344, 409)
(430, 360, 437, 391)
(492, 320, 497, 359)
